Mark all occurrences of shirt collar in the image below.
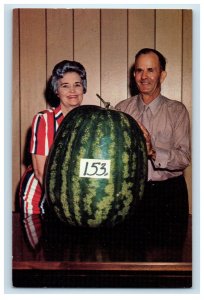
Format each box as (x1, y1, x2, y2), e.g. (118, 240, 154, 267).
(138, 94, 163, 116)
(54, 104, 64, 119)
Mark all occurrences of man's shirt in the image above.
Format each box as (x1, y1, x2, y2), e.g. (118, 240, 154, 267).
(115, 94, 191, 181)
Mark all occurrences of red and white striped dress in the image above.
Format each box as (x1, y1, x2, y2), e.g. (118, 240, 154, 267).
(19, 105, 64, 215)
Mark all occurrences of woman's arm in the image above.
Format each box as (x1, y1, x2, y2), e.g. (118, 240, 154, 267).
(32, 154, 47, 186)
(30, 112, 49, 186)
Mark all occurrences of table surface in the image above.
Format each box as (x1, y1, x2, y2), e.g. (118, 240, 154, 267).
(12, 212, 192, 287)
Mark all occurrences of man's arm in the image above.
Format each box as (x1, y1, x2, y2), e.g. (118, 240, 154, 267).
(152, 106, 191, 171)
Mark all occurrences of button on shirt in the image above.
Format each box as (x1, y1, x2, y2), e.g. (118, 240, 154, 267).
(115, 94, 191, 181)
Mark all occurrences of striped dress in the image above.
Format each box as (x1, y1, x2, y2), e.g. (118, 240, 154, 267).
(19, 105, 64, 216)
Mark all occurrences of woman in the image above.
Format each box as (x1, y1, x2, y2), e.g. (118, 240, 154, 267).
(19, 60, 87, 219)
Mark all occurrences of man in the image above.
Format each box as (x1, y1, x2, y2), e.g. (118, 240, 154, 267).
(115, 48, 191, 245)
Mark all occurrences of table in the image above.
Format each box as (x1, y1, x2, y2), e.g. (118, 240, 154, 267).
(12, 212, 192, 288)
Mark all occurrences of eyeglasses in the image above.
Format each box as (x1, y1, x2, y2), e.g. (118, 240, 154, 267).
(58, 82, 83, 92)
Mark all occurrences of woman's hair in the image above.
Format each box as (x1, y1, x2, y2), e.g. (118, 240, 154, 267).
(51, 60, 87, 94)
(135, 48, 167, 71)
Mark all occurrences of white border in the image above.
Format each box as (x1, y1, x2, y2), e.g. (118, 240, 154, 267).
(2, 0, 202, 297)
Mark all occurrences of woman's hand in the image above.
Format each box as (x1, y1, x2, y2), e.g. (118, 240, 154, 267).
(137, 121, 156, 160)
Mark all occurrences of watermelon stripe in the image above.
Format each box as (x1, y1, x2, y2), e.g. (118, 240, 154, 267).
(63, 111, 99, 225)
(104, 112, 124, 224)
(88, 112, 116, 227)
(60, 114, 87, 224)
(81, 112, 113, 227)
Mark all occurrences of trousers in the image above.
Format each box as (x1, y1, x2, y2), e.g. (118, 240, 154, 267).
(127, 175, 189, 246)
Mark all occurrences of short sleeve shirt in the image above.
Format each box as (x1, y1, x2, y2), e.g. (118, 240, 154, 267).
(30, 105, 64, 156)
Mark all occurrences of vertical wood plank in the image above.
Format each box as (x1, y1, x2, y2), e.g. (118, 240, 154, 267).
(182, 10, 192, 214)
(182, 10, 192, 112)
(156, 10, 182, 101)
(74, 9, 100, 105)
(12, 9, 20, 211)
(19, 9, 46, 174)
(101, 9, 128, 106)
(128, 9, 155, 97)
(46, 9, 74, 79)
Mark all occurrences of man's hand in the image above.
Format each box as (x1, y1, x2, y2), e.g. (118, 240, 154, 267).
(137, 121, 156, 160)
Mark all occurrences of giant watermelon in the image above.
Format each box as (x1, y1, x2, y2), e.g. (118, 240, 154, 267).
(44, 105, 147, 228)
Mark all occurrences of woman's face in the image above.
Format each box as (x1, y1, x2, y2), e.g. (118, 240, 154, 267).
(56, 72, 84, 114)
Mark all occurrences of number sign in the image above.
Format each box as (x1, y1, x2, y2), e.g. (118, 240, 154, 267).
(79, 159, 111, 179)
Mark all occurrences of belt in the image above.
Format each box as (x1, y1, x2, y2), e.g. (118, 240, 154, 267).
(146, 175, 184, 186)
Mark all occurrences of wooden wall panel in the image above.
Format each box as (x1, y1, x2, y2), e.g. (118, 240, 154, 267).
(182, 10, 192, 213)
(128, 9, 155, 97)
(156, 10, 182, 101)
(12, 9, 20, 210)
(182, 10, 192, 111)
(46, 9, 74, 79)
(19, 9, 47, 173)
(101, 9, 128, 106)
(74, 9, 100, 105)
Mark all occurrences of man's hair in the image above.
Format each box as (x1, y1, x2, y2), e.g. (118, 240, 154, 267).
(135, 48, 167, 71)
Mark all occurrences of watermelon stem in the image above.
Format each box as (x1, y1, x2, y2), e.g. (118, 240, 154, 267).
(96, 94, 111, 109)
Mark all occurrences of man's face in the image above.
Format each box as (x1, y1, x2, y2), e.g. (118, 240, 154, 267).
(134, 52, 166, 101)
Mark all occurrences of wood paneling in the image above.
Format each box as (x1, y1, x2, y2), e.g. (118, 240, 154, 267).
(182, 10, 192, 213)
(12, 8, 192, 213)
(128, 9, 155, 97)
(101, 9, 128, 106)
(19, 9, 47, 175)
(12, 9, 20, 210)
(156, 10, 182, 101)
(74, 9, 100, 105)
(182, 10, 192, 111)
(46, 9, 74, 79)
